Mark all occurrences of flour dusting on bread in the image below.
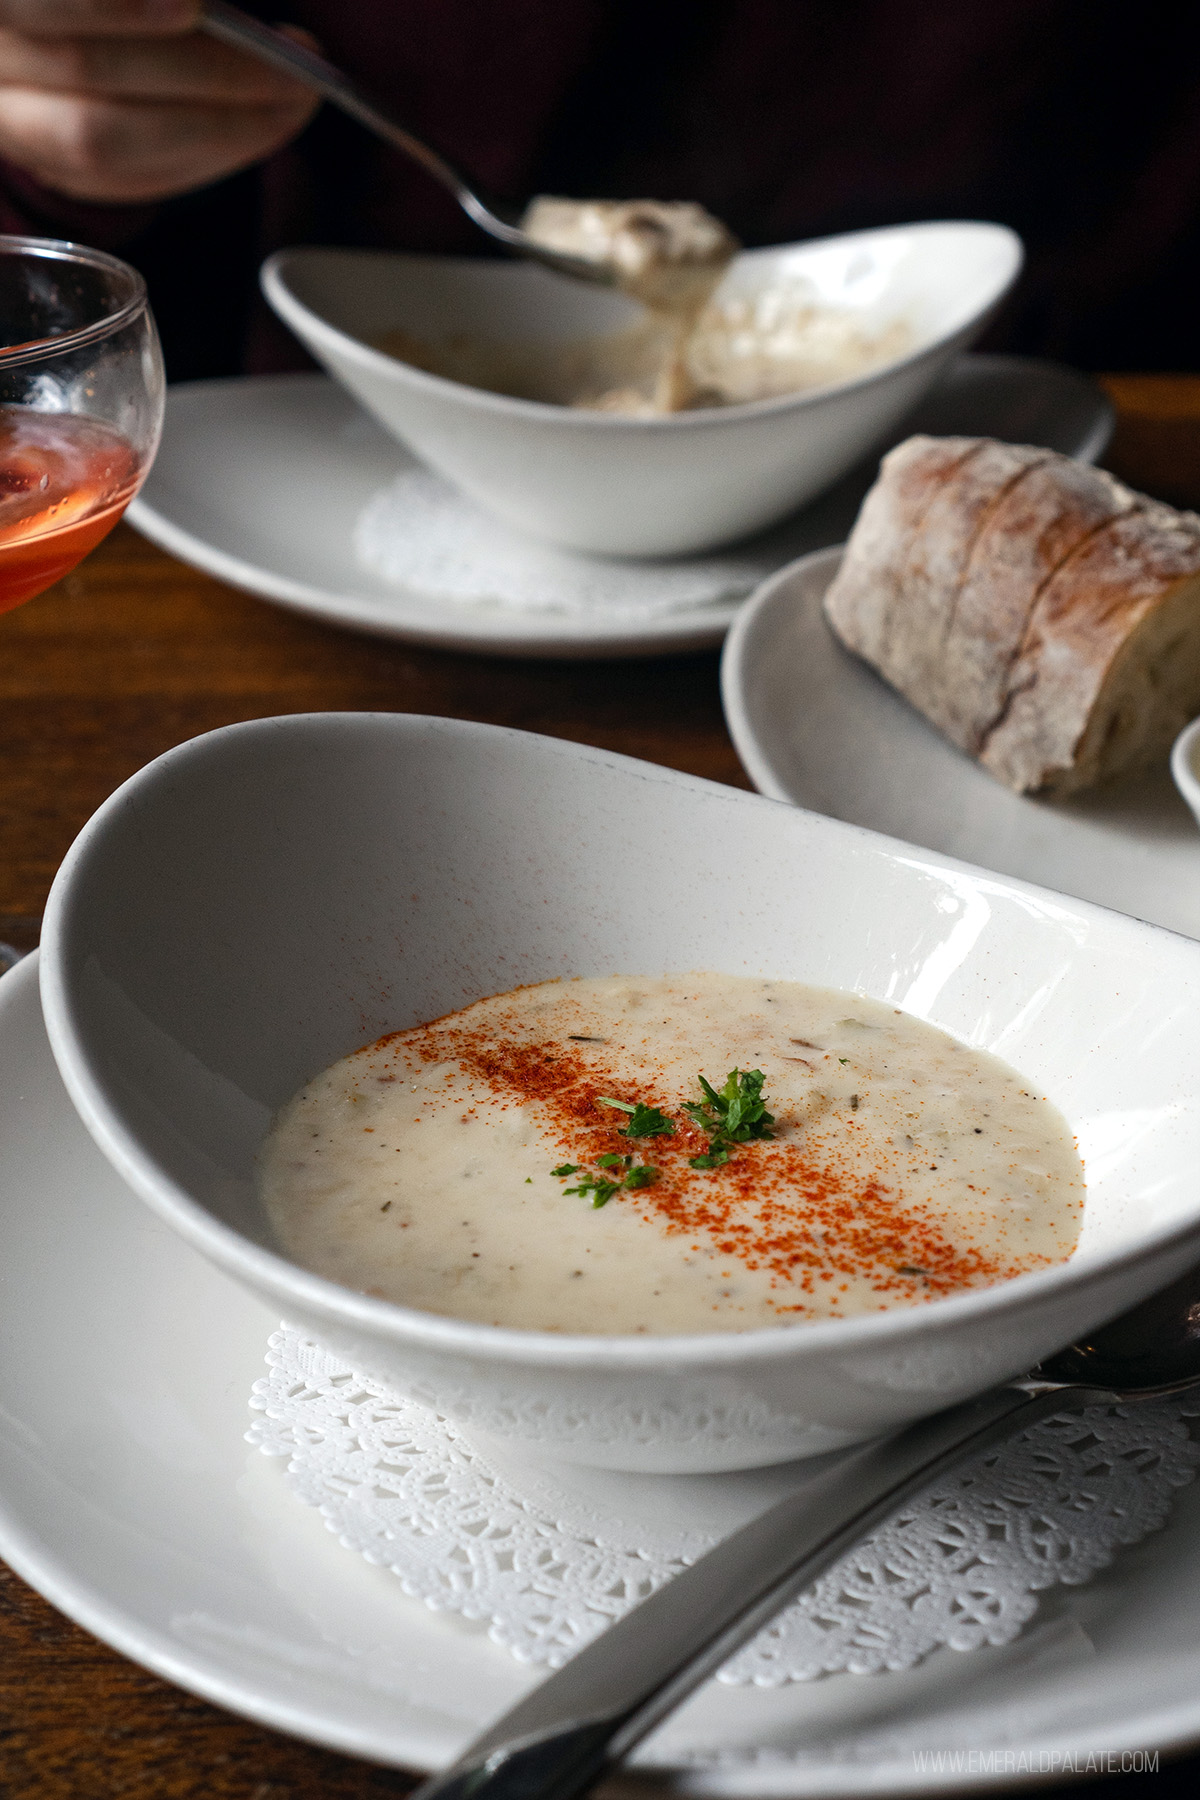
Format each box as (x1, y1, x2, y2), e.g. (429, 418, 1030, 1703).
(823, 436, 1200, 794)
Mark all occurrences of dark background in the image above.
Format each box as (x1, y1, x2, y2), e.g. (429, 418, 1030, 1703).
(3, 0, 1198, 383)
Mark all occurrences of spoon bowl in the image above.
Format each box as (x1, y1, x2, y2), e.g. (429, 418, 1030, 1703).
(1033, 1256, 1200, 1390)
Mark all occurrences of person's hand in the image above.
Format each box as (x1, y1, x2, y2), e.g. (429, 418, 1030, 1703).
(0, 0, 319, 204)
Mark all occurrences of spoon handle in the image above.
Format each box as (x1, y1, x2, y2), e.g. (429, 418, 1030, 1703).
(198, 2, 523, 248)
(412, 1382, 1107, 1800)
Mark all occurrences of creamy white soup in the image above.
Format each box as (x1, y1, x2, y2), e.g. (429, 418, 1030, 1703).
(380, 191, 907, 413)
(259, 974, 1084, 1335)
(520, 197, 739, 316)
(376, 300, 911, 416)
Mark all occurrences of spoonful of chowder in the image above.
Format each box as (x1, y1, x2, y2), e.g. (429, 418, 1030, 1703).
(202, 4, 908, 415)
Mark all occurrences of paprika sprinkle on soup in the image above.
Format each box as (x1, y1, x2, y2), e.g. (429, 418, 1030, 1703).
(259, 973, 1085, 1334)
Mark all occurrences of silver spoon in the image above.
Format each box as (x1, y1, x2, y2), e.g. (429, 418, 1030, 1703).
(199, 2, 616, 288)
(412, 1260, 1200, 1800)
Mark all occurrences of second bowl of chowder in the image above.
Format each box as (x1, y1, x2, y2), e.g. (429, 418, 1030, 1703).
(40, 714, 1200, 1472)
(261, 220, 1022, 556)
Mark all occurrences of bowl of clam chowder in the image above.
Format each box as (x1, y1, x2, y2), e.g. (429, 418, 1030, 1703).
(261, 220, 1022, 557)
(40, 713, 1200, 1472)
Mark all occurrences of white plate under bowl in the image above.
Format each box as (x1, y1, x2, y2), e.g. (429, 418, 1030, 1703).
(721, 548, 1200, 941)
(2, 949, 1199, 1790)
(126, 356, 1111, 661)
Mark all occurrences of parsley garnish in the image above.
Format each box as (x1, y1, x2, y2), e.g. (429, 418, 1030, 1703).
(554, 1156, 660, 1207)
(683, 1069, 775, 1156)
(564, 1175, 622, 1207)
(688, 1146, 730, 1170)
(557, 1073, 773, 1199)
(597, 1096, 675, 1138)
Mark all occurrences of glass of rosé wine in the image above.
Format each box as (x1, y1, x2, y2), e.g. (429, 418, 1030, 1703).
(0, 234, 164, 614)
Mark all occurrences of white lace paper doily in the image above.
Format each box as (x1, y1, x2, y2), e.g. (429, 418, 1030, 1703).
(353, 462, 833, 618)
(248, 1327, 1200, 1684)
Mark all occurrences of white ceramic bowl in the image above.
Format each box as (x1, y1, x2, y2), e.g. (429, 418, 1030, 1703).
(261, 221, 1022, 556)
(39, 715, 1200, 1474)
(1171, 717, 1200, 829)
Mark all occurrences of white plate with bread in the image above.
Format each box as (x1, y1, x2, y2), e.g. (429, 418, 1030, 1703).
(722, 439, 1200, 940)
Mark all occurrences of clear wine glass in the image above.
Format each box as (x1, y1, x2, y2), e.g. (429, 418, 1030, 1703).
(0, 234, 165, 613)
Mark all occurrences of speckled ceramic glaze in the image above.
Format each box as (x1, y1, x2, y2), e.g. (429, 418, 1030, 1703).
(261, 221, 1022, 556)
(39, 715, 1200, 1471)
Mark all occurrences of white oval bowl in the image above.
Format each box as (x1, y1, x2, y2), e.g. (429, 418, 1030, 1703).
(261, 220, 1022, 556)
(38, 714, 1200, 1473)
(1171, 716, 1200, 829)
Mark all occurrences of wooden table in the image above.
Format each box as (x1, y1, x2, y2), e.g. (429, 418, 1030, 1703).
(2, 374, 1199, 1798)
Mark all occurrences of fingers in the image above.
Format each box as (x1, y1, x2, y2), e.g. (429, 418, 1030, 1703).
(0, 12, 320, 202)
(0, 86, 318, 200)
(0, 1, 200, 37)
(0, 24, 318, 103)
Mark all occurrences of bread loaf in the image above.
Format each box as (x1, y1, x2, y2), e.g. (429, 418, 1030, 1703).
(822, 435, 1200, 794)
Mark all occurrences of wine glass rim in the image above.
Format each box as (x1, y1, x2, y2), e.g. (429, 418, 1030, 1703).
(0, 234, 148, 369)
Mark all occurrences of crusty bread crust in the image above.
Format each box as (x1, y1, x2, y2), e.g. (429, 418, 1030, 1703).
(879, 441, 1050, 726)
(944, 461, 1136, 753)
(822, 435, 979, 666)
(980, 503, 1200, 793)
(822, 436, 1200, 793)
